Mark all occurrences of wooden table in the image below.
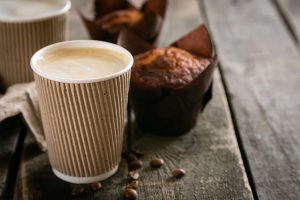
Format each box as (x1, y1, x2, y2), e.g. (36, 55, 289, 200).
(1, 0, 300, 199)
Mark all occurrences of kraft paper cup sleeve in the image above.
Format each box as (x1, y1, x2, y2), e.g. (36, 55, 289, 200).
(79, 0, 167, 44)
(124, 24, 218, 135)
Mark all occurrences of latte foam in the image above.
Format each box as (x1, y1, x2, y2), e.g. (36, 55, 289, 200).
(0, 0, 69, 21)
(35, 48, 128, 81)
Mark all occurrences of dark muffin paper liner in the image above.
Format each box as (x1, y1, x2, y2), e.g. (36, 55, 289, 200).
(118, 25, 218, 135)
(80, 0, 167, 44)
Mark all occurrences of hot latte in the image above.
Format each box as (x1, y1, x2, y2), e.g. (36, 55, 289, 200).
(36, 48, 128, 81)
(0, 0, 68, 20)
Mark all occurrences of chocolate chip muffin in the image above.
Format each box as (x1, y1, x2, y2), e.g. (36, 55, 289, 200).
(130, 47, 215, 135)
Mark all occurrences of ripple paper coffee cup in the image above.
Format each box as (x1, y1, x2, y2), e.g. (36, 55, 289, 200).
(0, 0, 70, 90)
(31, 40, 133, 184)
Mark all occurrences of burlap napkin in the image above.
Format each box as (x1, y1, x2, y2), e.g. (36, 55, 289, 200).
(0, 82, 47, 151)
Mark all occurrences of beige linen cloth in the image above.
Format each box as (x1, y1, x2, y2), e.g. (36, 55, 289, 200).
(0, 82, 47, 151)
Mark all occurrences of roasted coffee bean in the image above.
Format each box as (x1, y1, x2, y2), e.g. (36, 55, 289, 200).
(127, 153, 138, 162)
(150, 158, 164, 168)
(132, 149, 144, 158)
(71, 185, 84, 196)
(90, 182, 102, 191)
(128, 160, 143, 170)
(124, 188, 138, 200)
(172, 168, 186, 178)
(128, 180, 139, 189)
(127, 171, 140, 182)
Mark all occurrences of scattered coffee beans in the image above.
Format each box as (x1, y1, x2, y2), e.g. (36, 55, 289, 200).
(128, 180, 139, 189)
(172, 168, 186, 178)
(150, 158, 164, 168)
(127, 171, 140, 182)
(71, 185, 84, 196)
(124, 188, 138, 200)
(127, 153, 138, 162)
(132, 149, 144, 158)
(128, 160, 143, 170)
(90, 182, 102, 191)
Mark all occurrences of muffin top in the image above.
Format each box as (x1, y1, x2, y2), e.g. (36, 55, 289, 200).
(131, 47, 211, 89)
(99, 9, 143, 34)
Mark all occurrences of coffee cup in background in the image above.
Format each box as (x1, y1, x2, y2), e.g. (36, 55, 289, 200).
(31, 40, 133, 184)
(0, 0, 71, 90)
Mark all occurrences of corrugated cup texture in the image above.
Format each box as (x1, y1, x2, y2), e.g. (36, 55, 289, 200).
(34, 71, 131, 178)
(0, 14, 67, 90)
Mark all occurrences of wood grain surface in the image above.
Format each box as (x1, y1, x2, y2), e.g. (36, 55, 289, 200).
(14, 0, 253, 199)
(203, 0, 300, 199)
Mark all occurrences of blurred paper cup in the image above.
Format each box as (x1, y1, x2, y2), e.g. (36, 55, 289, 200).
(0, 0, 70, 90)
(31, 40, 133, 184)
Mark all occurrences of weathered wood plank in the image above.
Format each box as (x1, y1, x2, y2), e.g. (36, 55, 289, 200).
(14, 0, 253, 199)
(0, 116, 25, 200)
(203, 0, 300, 199)
(275, 0, 300, 43)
